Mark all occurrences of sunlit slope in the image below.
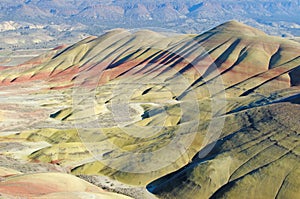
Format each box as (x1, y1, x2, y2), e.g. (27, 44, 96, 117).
(0, 20, 299, 196)
(147, 103, 300, 198)
(0, 21, 299, 95)
(0, 168, 132, 199)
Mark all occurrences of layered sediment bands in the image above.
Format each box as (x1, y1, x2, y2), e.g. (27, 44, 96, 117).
(0, 21, 299, 198)
(147, 103, 300, 198)
(0, 170, 133, 199)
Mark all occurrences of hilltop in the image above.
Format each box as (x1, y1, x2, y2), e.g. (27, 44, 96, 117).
(0, 21, 299, 198)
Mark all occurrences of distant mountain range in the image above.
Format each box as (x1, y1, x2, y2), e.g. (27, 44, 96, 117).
(0, 0, 299, 49)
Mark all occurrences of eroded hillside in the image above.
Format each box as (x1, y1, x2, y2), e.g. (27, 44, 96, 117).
(0, 21, 299, 198)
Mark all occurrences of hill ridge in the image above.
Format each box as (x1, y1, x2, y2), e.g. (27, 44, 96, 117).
(0, 21, 299, 199)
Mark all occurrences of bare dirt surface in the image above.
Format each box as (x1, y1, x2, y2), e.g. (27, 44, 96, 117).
(78, 175, 158, 199)
(0, 21, 299, 198)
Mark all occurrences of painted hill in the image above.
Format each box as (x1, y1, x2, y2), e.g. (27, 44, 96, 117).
(0, 167, 132, 199)
(0, 21, 299, 198)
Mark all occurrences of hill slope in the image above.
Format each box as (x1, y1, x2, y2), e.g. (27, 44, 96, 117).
(0, 21, 299, 198)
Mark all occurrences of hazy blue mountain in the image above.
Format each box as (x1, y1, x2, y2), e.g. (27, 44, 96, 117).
(0, 0, 299, 49)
